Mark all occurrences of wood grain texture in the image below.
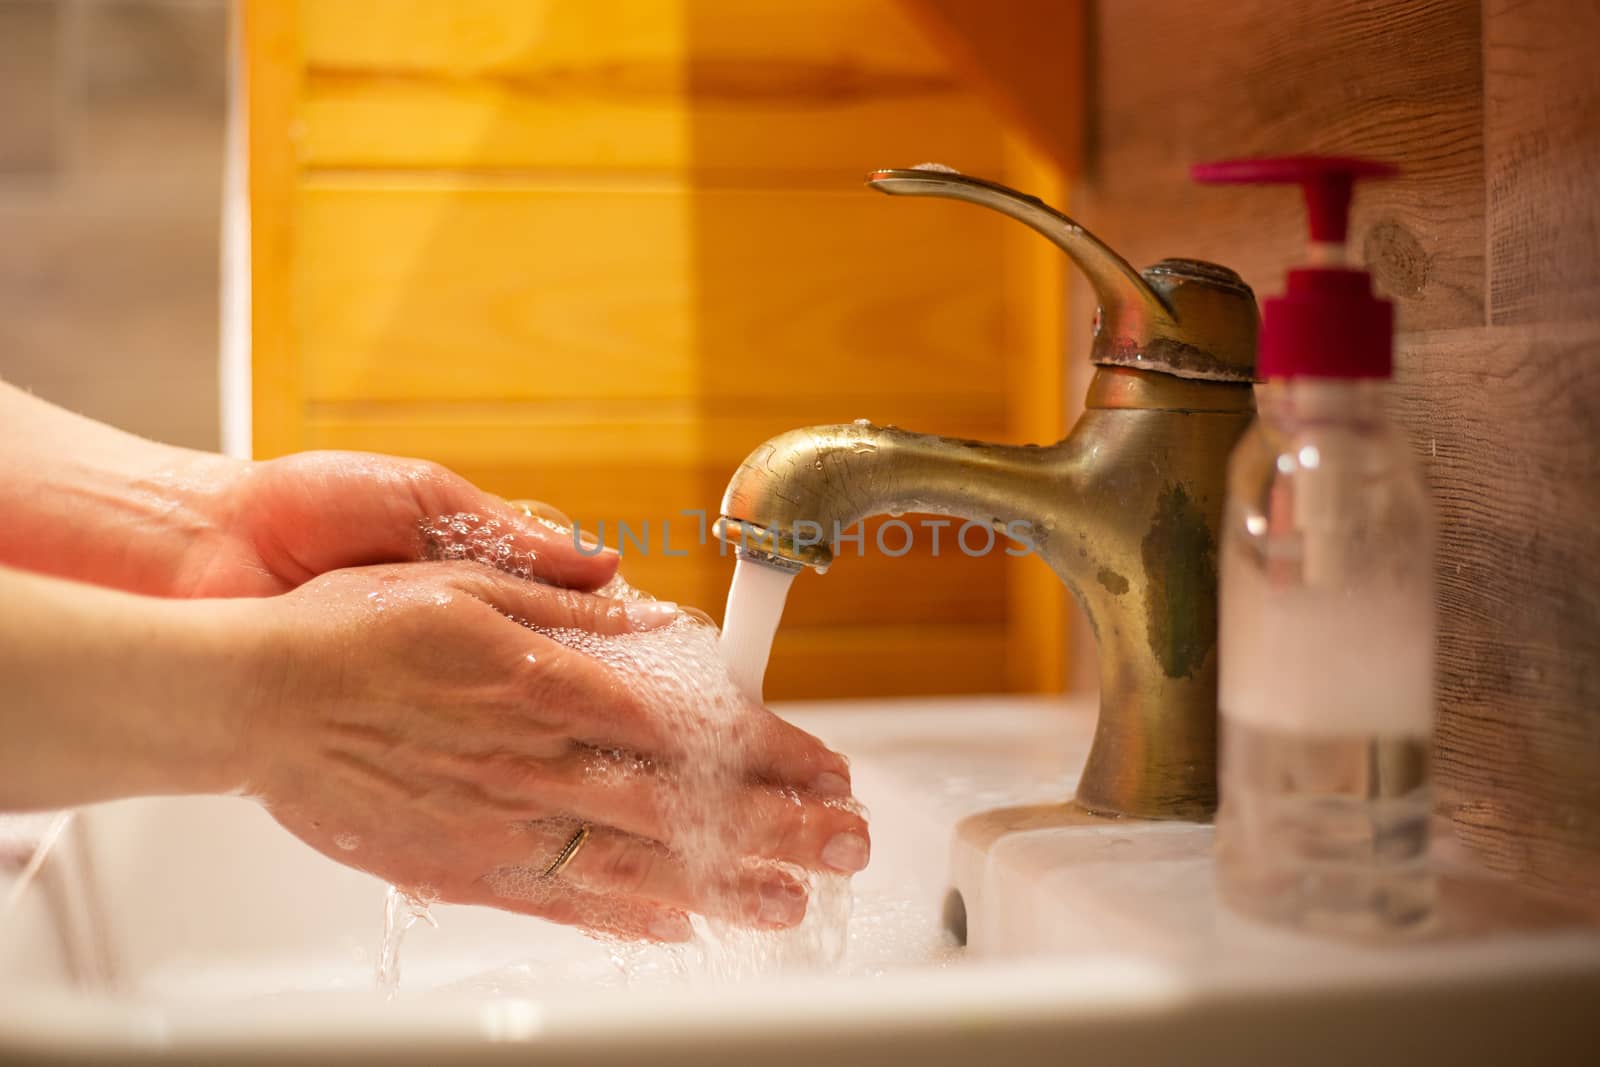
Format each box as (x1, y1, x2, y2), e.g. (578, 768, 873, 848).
(1081, 0, 1484, 334)
(1394, 324, 1600, 894)
(1484, 0, 1600, 325)
(298, 0, 1003, 181)
(766, 624, 1012, 699)
(245, 0, 301, 460)
(896, 0, 1083, 175)
(291, 183, 1012, 405)
(301, 405, 1010, 469)
(1083, 0, 1600, 898)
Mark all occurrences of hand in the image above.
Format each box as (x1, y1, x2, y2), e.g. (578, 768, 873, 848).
(181, 451, 617, 598)
(237, 562, 869, 942)
(0, 386, 610, 600)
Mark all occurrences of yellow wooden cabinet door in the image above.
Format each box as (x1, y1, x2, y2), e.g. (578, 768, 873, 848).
(247, 0, 1076, 699)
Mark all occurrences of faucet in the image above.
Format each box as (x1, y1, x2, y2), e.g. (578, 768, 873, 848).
(714, 166, 1258, 820)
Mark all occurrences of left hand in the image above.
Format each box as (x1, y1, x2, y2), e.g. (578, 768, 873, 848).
(177, 451, 617, 597)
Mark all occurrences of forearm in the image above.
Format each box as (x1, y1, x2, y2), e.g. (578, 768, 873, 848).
(0, 382, 245, 596)
(0, 564, 249, 809)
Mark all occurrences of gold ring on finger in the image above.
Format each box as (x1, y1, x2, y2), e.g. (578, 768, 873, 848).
(541, 824, 591, 879)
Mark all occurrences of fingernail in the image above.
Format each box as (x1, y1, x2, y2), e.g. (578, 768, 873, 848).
(757, 880, 808, 927)
(811, 771, 851, 797)
(821, 832, 870, 873)
(649, 912, 693, 942)
(509, 498, 573, 530)
(624, 601, 678, 630)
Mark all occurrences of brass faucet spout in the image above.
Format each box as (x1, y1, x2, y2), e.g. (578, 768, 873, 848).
(715, 165, 1261, 821)
(716, 424, 1066, 572)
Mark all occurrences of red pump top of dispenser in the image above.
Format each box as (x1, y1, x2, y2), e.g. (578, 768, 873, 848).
(1191, 156, 1399, 380)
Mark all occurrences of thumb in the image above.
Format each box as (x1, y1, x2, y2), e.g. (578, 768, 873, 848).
(454, 565, 679, 635)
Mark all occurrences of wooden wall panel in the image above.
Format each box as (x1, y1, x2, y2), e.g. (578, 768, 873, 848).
(1084, 0, 1483, 335)
(1393, 324, 1600, 894)
(244, 0, 302, 462)
(1483, 0, 1600, 326)
(250, 0, 1074, 700)
(1080, 0, 1599, 900)
(766, 624, 1011, 699)
(298, 0, 1001, 178)
(298, 405, 1009, 470)
(293, 184, 1009, 405)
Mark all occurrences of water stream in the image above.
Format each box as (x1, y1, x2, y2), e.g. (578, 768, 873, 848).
(719, 557, 798, 702)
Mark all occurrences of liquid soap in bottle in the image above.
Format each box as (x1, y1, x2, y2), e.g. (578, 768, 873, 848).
(1193, 157, 1437, 934)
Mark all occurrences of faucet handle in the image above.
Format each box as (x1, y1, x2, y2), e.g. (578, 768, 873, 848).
(867, 165, 1256, 383)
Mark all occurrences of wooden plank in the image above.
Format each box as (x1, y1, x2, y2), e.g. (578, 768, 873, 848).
(246, 0, 303, 458)
(301, 0, 946, 77)
(1484, 0, 1600, 326)
(1079, 0, 1484, 335)
(1395, 324, 1600, 897)
(896, 0, 1083, 177)
(292, 183, 1013, 405)
(765, 624, 1013, 700)
(297, 0, 1002, 179)
(300, 405, 1011, 468)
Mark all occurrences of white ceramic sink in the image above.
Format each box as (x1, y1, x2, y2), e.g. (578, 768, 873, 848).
(3, 697, 1598, 1065)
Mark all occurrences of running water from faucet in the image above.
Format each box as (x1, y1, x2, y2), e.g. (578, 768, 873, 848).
(719, 558, 798, 702)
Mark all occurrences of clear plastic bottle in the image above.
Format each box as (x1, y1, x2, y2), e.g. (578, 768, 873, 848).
(1194, 157, 1437, 934)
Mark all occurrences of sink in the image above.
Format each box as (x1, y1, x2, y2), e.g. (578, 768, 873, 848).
(3, 697, 1598, 1065)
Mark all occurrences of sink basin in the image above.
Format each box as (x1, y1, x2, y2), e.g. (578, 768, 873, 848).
(3, 697, 1598, 1065)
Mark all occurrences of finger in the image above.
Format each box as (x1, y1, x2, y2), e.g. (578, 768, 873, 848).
(466, 872, 693, 943)
(742, 711, 855, 797)
(527, 748, 871, 875)
(502, 641, 682, 758)
(558, 828, 810, 929)
(414, 471, 619, 591)
(469, 655, 858, 826)
(493, 821, 811, 930)
(454, 567, 679, 636)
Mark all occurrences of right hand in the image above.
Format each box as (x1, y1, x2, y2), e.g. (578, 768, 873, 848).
(230, 562, 869, 943)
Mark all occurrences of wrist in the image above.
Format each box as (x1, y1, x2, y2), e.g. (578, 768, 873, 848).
(148, 596, 264, 795)
(0, 419, 248, 597)
(0, 379, 261, 597)
(0, 569, 256, 808)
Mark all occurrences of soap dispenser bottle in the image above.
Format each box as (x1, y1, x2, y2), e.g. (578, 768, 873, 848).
(1192, 157, 1436, 933)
